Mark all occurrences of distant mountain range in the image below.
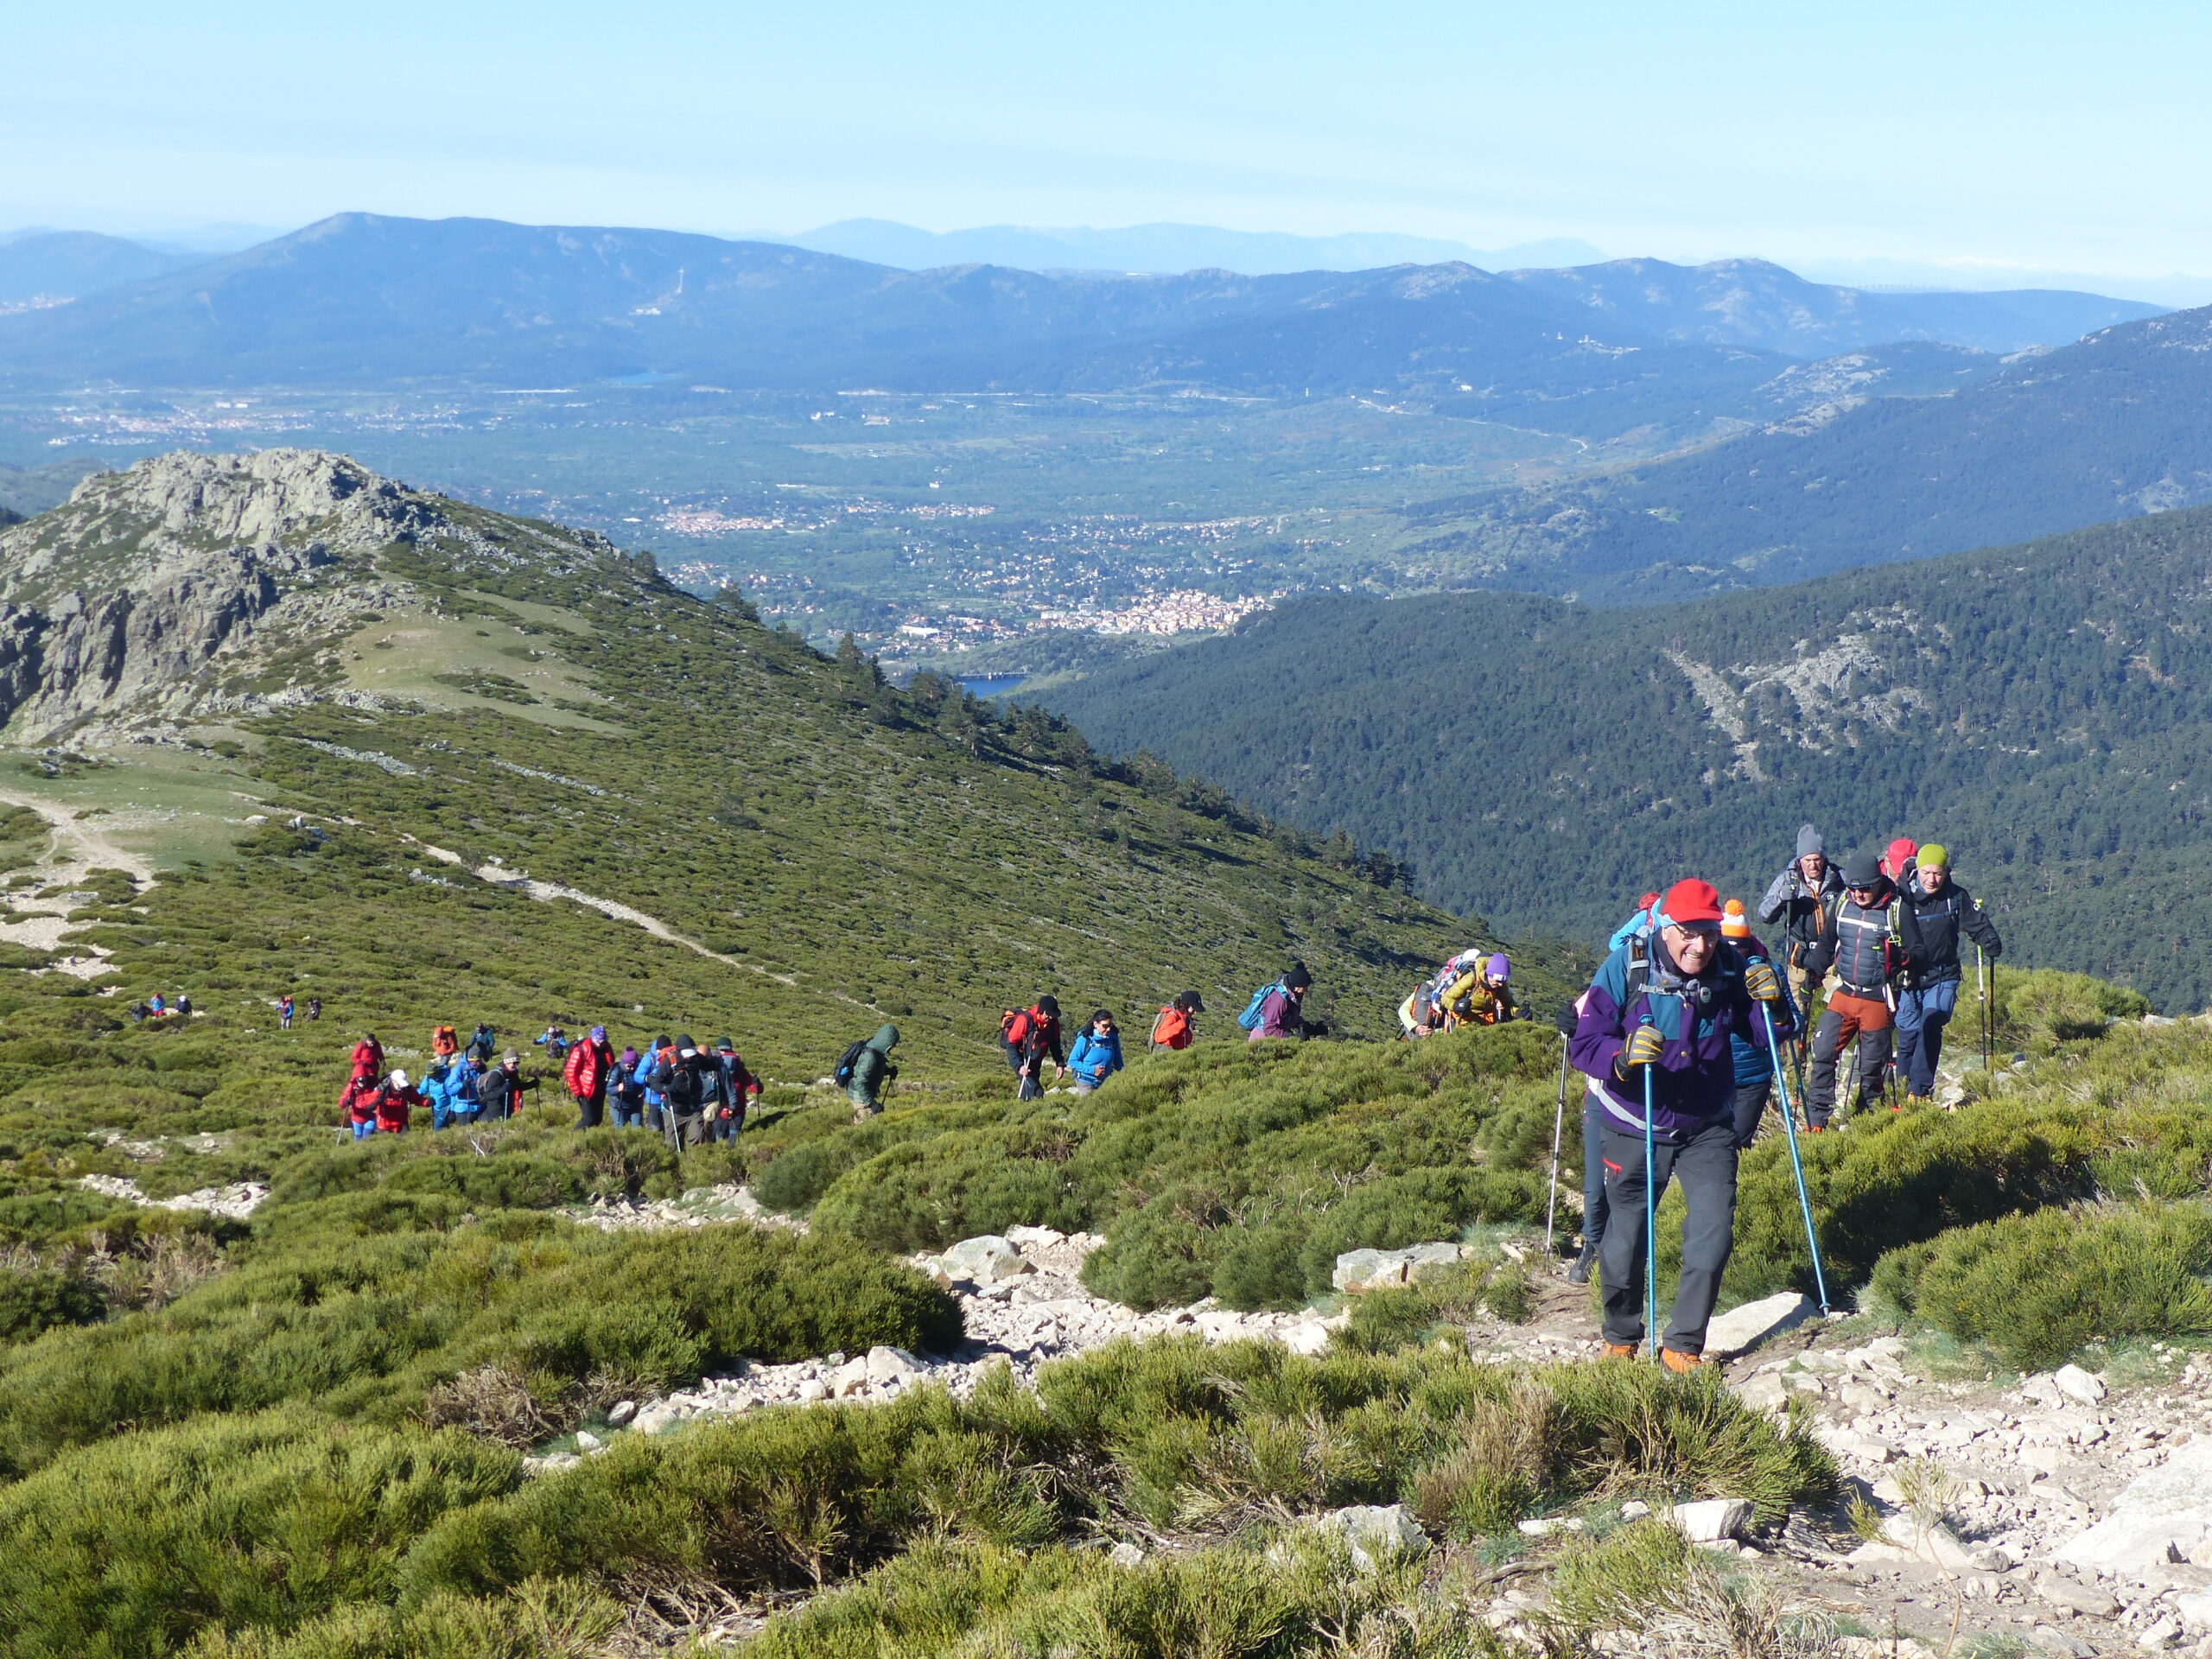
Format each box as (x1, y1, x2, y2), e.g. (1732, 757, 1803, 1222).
(769, 219, 1607, 276)
(0, 213, 2156, 412)
(1040, 505, 2212, 1011)
(0, 229, 204, 307)
(1396, 302, 2212, 601)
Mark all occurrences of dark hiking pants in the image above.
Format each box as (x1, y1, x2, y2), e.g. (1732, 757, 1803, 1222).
(1597, 1114, 1738, 1355)
(1731, 1077, 1772, 1149)
(574, 1088, 605, 1130)
(1808, 992, 1891, 1127)
(1894, 978, 1960, 1097)
(1580, 1088, 1610, 1254)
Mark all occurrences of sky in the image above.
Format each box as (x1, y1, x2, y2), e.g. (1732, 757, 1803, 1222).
(5, 1, 2208, 289)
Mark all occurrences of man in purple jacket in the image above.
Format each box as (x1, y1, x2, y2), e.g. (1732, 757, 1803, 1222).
(1249, 963, 1315, 1040)
(1570, 878, 1791, 1370)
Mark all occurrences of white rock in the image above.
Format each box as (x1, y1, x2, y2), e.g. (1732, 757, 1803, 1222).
(1282, 1321, 1332, 1357)
(939, 1235, 1033, 1286)
(1815, 1425, 1897, 1465)
(1734, 1373, 1789, 1411)
(797, 1379, 828, 1402)
(1330, 1243, 1466, 1294)
(2026, 1630, 2096, 1659)
(1673, 1497, 1752, 1543)
(2056, 1363, 2109, 1406)
(2056, 1437, 2212, 1577)
(832, 1357, 872, 1397)
(1704, 1292, 1816, 1359)
(1516, 1516, 1585, 1536)
(1307, 1503, 1430, 1570)
(2037, 1572, 2121, 1618)
(1109, 1541, 1146, 1568)
(2141, 1618, 2183, 1651)
(574, 1430, 602, 1452)
(1880, 1514, 1978, 1572)
(606, 1400, 637, 1427)
(2176, 1592, 2212, 1635)
(1619, 1500, 1651, 1521)
(867, 1344, 921, 1382)
(1006, 1225, 1066, 1250)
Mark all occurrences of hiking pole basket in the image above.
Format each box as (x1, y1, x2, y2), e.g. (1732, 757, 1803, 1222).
(1762, 1004, 1831, 1313)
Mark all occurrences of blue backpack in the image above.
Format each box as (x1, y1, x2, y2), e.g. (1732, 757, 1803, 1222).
(1237, 982, 1287, 1032)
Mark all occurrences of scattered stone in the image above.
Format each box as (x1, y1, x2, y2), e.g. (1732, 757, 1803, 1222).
(1516, 1516, 1585, 1537)
(1619, 1500, 1651, 1521)
(2056, 1437, 2212, 1576)
(938, 1236, 1033, 1286)
(606, 1400, 637, 1427)
(2037, 1571, 2121, 1618)
(1330, 1243, 1467, 1294)
(797, 1380, 828, 1403)
(1879, 1515, 1977, 1572)
(867, 1344, 921, 1382)
(1108, 1541, 1146, 1569)
(831, 1357, 872, 1398)
(2056, 1364, 2109, 1406)
(1704, 1292, 1815, 1359)
(1673, 1498, 1752, 1543)
(574, 1430, 603, 1453)
(1282, 1321, 1332, 1357)
(2027, 1631, 2096, 1659)
(2141, 1618, 2183, 1650)
(1733, 1373, 1789, 1411)
(1816, 1425, 1897, 1465)
(1306, 1503, 1430, 1570)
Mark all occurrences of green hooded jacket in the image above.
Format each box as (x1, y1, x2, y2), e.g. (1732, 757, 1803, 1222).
(848, 1023, 899, 1102)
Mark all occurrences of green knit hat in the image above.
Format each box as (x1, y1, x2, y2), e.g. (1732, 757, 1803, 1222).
(1917, 842, 1949, 868)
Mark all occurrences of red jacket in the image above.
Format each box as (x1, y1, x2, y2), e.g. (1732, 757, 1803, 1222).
(341, 1077, 377, 1125)
(564, 1039, 613, 1101)
(374, 1084, 423, 1134)
(350, 1039, 384, 1083)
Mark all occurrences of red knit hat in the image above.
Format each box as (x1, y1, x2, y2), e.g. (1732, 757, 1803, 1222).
(1654, 878, 1724, 929)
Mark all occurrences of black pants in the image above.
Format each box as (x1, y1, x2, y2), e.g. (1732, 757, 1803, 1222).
(1808, 1001, 1892, 1127)
(1598, 1114, 1739, 1354)
(1580, 1089, 1610, 1252)
(1005, 1040, 1043, 1100)
(574, 1088, 605, 1130)
(1731, 1077, 1772, 1149)
(665, 1110, 709, 1150)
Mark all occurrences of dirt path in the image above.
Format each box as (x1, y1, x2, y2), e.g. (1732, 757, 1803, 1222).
(0, 785, 155, 972)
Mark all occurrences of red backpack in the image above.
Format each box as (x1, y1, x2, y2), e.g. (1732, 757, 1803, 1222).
(1000, 1007, 1035, 1049)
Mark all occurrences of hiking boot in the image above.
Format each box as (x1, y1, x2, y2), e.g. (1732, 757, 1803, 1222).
(1659, 1348, 1703, 1375)
(1567, 1246, 1597, 1286)
(1601, 1343, 1637, 1360)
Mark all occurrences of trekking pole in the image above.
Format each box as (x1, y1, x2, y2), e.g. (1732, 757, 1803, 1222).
(1762, 1005, 1831, 1314)
(1978, 946, 1992, 1073)
(1641, 1031, 1659, 1360)
(1544, 1026, 1570, 1257)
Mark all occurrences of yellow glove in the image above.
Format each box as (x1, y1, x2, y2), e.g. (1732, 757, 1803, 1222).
(1745, 961, 1782, 1002)
(1615, 1025, 1666, 1078)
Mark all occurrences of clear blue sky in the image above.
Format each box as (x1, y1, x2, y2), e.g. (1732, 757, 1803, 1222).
(5, 0, 2204, 280)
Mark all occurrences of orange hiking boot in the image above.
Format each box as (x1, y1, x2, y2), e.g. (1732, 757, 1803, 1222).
(1659, 1349, 1703, 1375)
(1602, 1343, 1637, 1360)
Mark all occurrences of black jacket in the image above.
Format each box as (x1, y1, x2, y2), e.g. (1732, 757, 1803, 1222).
(652, 1052, 718, 1118)
(1897, 879, 2002, 987)
(1802, 880, 1897, 995)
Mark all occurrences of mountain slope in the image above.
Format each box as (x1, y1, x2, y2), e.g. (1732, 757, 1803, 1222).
(0, 230, 199, 307)
(0, 448, 1566, 1073)
(1042, 505, 2212, 1010)
(1401, 304, 2212, 602)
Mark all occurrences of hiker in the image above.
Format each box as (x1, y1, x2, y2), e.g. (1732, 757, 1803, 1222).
(1721, 900, 1802, 1147)
(1607, 893, 1662, 952)
(175, 994, 192, 1018)
(1883, 836, 1919, 886)
(1569, 878, 1789, 1368)
(1150, 990, 1204, 1052)
(449, 1052, 486, 1126)
(279, 994, 294, 1030)
(350, 1032, 385, 1085)
(1001, 996, 1064, 1099)
(563, 1025, 617, 1129)
(373, 1069, 423, 1135)
(421, 1057, 473, 1130)
(842, 1024, 899, 1117)
(1066, 1009, 1125, 1093)
(1398, 981, 1439, 1038)
(534, 1023, 569, 1062)
(341, 1075, 378, 1140)
(635, 1035, 675, 1130)
(1802, 849, 1899, 1128)
(1440, 953, 1518, 1028)
(148, 994, 166, 1017)
(709, 1036, 763, 1140)
(1894, 844, 2003, 1099)
(1758, 825, 1843, 1007)
(306, 997, 321, 1022)
(1245, 963, 1315, 1040)
(475, 1051, 539, 1121)
(466, 1022, 496, 1064)
(431, 1024, 460, 1061)
(652, 1034, 718, 1147)
(607, 1045, 647, 1128)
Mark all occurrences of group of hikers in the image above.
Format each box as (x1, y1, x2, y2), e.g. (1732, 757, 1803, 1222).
(321, 822, 2005, 1378)
(1566, 826, 2003, 1372)
(338, 1022, 764, 1148)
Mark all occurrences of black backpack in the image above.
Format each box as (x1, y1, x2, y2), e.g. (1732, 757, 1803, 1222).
(833, 1040, 869, 1087)
(664, 1056, 707, 1113)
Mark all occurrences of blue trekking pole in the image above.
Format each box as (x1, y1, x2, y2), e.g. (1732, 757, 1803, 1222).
(1762, 1003, 1831, 1314)
(1641, 1022, 1659, 1358)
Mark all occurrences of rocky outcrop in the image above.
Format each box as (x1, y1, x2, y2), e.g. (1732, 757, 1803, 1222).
(0, 448, 626, 742)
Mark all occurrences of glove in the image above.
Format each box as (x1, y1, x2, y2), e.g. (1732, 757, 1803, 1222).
(1614, 1025, 1666, 1079)
(1745, 960, 1782, 1002)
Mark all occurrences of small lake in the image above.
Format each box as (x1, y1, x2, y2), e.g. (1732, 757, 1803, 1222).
(958, 675, 1027, 698)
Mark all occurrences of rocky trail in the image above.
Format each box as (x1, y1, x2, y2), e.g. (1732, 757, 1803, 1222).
(551, 1184, 2212, 1655)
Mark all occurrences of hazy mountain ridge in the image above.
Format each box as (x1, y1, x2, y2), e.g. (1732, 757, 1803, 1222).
(0, 229, 203, 307)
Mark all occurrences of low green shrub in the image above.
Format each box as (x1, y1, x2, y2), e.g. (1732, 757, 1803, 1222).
(1871, 1202, 2212, 1370)
(0, 1209, 960, 1478)
(1335, 1259, 1535, 1356)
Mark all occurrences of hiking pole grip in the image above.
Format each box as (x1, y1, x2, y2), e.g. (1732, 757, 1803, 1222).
(1762, 1004, 1831, 1314)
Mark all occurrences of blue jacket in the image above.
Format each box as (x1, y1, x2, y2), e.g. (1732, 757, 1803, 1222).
(421, 1060, 478, 1120)
(1727, 936, 1801, 1087)
(634, 1052, 664, 1108)
(1067, 1029, 1124, 1087)
(1570, 934, 1796, 1140)
(1606, 906, 1655, 952)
